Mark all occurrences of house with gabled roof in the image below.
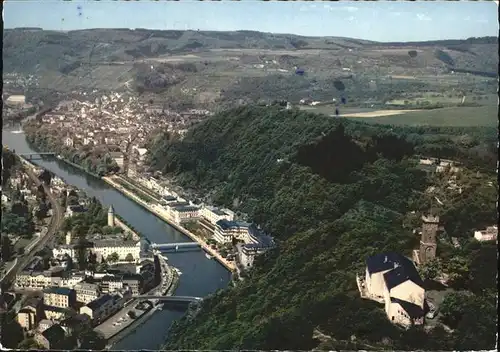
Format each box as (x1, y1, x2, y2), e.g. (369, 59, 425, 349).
(34, 323, 66, 349)
(358, 252, 426, 328)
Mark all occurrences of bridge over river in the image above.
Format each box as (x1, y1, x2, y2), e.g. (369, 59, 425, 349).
(18, 152, 56, 160)
(134, 295, 202, 303)
(150, 242, 201, 250)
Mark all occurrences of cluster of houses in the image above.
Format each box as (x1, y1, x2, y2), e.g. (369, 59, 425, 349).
(14, 256, 157, 348)
(16, 284, 132, 349)
(39, 94, 213, 177)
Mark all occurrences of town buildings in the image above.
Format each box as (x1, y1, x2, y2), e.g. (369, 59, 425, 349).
(169, 205, 200, 224)
(43, 287, 76, 309)
(79, 292, 127, 325)
(74, 282, 101, 304)
(213, 220, 252, 244)
(34, 324, 66, 349)
(14, 267, 66, 289)
(200, 206, 234, 225)
(91, 239, 141, 262)
(17, 297, 43, 331)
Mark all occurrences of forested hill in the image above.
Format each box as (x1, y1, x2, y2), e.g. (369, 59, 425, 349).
(147, 107, 497, 350)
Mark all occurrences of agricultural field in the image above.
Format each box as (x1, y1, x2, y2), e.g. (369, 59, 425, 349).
(349, 105, 498, 127)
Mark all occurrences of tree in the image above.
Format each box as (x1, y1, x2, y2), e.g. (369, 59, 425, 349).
(35, 201, 49, 220)
(102, 226, 113, 235)
(127, 310, 137, 319)
(77, 328, 106, 350)
(17, 338, 45, 350)
(125, 253, 134, 263)
(107, 252, 119, 263)
(444, 255, 470, 288)
(418, 258, 442, 281)
(1, 235, 14, 261)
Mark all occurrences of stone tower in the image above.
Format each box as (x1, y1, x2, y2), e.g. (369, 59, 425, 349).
(108, 205, 115, 227)
(419, 215, 439, 265)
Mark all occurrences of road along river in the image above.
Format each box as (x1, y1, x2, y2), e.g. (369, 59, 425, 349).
(2, 126, 231, 350)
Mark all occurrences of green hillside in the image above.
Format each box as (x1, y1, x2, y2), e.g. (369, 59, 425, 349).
(146, 106, 497, 350)
(4, 30, 498, 110)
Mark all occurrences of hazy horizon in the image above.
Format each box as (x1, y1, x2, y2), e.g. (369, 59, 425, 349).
(4, 26, 498, 44)
(4, 1, 498, 42)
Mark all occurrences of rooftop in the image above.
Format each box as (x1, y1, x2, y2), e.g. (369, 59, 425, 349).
(86, 294, 114, 310)
(43, 287, 74, 296)
(41, 324, 66, 344)
(93, 239, 138, 247)
(383, 262, 424, 290)
(173, 205, 199, 212)
(43, 305, 67, 313)
(216, 219, 250, 231)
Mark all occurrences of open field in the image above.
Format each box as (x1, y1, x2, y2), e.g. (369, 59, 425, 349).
(342, 109, 421, 118)
(299, 106, 379, 115)
(349, 105, 498, 127)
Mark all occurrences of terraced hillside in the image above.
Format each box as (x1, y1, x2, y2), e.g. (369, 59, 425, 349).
(3, 29, 498, 109)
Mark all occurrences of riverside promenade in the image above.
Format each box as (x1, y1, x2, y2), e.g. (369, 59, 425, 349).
(102, 176, 236, 272)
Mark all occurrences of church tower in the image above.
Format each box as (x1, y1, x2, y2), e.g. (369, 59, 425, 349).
(108, 205, 115, 227)
(419, 215, 439, 265)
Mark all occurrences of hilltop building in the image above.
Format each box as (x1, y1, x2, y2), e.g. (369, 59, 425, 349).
(474, 225, 498, 242)
(357, 253, 426, 328)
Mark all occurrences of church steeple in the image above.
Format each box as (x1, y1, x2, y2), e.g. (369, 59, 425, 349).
(108, 205, 115, 227)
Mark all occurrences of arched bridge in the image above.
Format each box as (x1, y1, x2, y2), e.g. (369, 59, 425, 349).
(150, 242, 200, 250)
(133, 295, 202, 303)
(19, 152, 56, 160)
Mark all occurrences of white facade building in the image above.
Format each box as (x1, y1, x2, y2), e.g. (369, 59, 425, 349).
(213, 220, 251, 244)
(90, 240, 141, 263)
(474, 225, 498, 242)
(361, 253, 425, 328)
(169, 205, 200, 224)
(200, 206, 234, 225)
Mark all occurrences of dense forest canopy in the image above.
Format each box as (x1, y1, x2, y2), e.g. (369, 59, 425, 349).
(146, 106, 497, 350)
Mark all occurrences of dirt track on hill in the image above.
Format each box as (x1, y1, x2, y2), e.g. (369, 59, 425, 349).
(341, 109, 421, 118)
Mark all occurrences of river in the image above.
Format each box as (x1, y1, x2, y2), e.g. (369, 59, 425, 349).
(2, 126, 231, 350)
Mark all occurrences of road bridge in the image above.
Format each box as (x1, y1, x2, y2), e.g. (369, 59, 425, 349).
(150, 242, 200, 250)
(133, 295, 202, 303)
(18, 152, 56, 160)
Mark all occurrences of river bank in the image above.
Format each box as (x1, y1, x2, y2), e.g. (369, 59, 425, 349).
(56, 156, 102, 179)
(102, 175, 236, 272)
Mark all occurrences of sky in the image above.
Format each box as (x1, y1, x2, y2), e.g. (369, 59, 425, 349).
(4, 0, 499, 42)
